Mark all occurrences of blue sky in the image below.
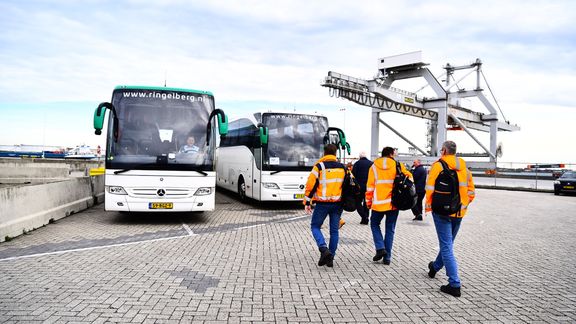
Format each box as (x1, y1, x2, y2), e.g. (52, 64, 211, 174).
(1, 0, 575, 164)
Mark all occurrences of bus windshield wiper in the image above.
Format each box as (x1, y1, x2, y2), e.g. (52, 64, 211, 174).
(114, 165, 209, 176)
(113, 163, 160, 174)
(271, 170, 283, 175)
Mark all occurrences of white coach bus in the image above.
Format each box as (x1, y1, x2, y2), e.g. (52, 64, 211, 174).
(93, 85, 228, 212)
(215, 111, 347, 201)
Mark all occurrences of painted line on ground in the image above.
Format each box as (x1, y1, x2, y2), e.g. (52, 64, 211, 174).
(181, 223, 196, 236)
(0, 234, 191, 262)
(310, 279, 362, 299)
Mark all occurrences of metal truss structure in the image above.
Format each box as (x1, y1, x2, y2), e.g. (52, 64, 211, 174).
(322, 51, 519, 168)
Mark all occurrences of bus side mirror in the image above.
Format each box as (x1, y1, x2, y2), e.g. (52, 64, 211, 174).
(345, 142, 351, 155)
(217, 112, 228, 136)
(94, 102, 118, 140)
(259, 126, 268, 145)
(326, 127, 347, 148)
(94, 106, 106, 135)
(207, 108, 228, 145)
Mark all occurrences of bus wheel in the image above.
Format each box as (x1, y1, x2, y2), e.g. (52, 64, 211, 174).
(238, 177, 247, 202)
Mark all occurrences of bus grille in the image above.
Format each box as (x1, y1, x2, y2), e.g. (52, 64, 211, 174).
(129, 188, 193, 197)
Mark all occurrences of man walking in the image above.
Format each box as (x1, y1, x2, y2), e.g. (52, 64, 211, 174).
(304, 144, 346, 268)
(410, 159, 426, 221)
(366, 147, 413, 265)
(352, 151, 373, 224)
(425, 141, 475, 297)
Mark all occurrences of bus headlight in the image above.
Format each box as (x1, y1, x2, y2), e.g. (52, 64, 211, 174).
(107, 186, 127, 195)
(554, 180, 560, 185)
(194, 187, 212, 196)
(262, 182, 280, 189)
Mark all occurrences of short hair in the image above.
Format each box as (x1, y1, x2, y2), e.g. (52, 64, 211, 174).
(324, 144, 338, 156)
(442, 141, 457, 155)
(359, 151, 367, 158)
(381, 146, 395, 157)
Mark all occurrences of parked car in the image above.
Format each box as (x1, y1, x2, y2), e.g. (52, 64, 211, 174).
(554, 171, 576, 195)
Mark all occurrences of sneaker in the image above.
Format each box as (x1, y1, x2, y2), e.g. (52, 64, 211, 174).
(428, 262, 437, 278)
(440, 285, 461, 297)
(318, 249, 332, 267)
(383, 259, 390, 265)
(373, 249, 387, 262)
(326, 254, 334, 268)
(413, 215, 423, 221)
(339, 219, 346, 229)
(360, 218, 369, 225)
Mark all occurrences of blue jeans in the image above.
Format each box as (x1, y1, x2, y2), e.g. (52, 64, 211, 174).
(431, 213, 463, 288)
(370, 210, 399, 261)
(310, 202, 343, 256)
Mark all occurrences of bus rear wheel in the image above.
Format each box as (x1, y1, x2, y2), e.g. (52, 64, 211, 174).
(238, 177, 247, 202)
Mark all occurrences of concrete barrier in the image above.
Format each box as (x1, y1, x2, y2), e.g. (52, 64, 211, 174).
(0, 158, 104, 242)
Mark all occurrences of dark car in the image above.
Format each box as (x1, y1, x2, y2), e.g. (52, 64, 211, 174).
(554, 171, 576, 195)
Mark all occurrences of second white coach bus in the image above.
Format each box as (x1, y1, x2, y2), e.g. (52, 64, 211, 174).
(215, 111, 347, 201)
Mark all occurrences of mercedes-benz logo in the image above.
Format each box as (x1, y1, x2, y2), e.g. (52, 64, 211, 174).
(157, 189, 166, 197)
(299, 184, 305, 189)
(160, 178, 164, 181)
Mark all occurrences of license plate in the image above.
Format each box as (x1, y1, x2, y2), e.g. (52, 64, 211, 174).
(294, 194, 305, 199)
(149, 202, 173, 209)
(564, 186, 575, 189)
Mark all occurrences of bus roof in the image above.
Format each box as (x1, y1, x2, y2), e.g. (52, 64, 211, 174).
(114, 85, 213, 96)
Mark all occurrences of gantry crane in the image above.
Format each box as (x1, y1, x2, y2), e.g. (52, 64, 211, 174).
(322, 51, 519, 168)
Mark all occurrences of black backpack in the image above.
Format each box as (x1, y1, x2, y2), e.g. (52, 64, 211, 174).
(391, 160, 418, 210)
(431, 159, 461, 216)
(341, 168, 362, 212)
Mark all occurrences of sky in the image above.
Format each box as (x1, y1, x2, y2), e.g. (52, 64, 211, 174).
(1, 0, 575, 165)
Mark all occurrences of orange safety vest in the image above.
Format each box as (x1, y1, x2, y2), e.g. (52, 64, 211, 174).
(366, 157, 413, 212)
(425, 155, 476, 217)
(303, 155, 346, 205)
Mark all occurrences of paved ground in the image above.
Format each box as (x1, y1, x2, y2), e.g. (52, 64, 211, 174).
(0, 188, 575, 323)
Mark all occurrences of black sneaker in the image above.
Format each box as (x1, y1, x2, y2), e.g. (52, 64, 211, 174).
(440, 285, 461, 297)
(413, 215, 423, 221)
(360, 218, 369, 225)
(318, 249, 332, 267)
(373, 249, 387, 262)
(382, 259, 390, 265)
(326, 254, 334, 268)
(428, 262, 437, 278)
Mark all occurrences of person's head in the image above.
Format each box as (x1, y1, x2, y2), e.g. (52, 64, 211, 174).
(441, 141, 457, 156)
(186, 136, 196, 146)
(413, 159, 421, 167)
(324, 144, 338, 156)
(359, 151, 367, 159)
(381, 146, 396, 158)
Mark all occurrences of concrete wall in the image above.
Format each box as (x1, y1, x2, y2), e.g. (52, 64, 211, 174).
(0, 158, 104, 242)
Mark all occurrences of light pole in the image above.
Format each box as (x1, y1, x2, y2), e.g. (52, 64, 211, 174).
(339, 107, 346, 134)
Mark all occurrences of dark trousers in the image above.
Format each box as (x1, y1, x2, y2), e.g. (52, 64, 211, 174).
(411, 191, 425, 217)
(356, 189, 369, 220)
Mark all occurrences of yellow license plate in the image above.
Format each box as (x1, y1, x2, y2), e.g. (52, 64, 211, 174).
(294, 194, 305, 199)
(564, 186, 574, 189)
(149, 202, 173, 209)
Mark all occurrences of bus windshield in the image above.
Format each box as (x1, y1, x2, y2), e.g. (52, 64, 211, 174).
(106, 89, 216, 171)
(262, 113, 328, 171)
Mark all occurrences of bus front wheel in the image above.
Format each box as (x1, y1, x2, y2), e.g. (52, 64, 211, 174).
(238, 177, 247, 202)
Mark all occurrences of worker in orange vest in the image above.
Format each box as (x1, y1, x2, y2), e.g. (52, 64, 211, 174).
(425, 141, 476, 297)
(303, 144, 347, 268)
(366, 147, 413, 265)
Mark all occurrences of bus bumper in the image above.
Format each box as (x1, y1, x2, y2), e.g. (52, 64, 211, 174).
(104, 193, 215, 212)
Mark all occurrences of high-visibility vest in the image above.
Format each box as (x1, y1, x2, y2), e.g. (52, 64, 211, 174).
(366, 157, 413, 212)
(303, 155, 346, 205)
(425, 155, 476, 217)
